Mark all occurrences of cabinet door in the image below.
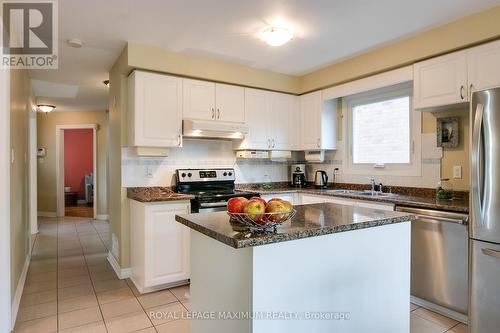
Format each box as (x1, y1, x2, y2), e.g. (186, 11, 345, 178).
(129, 71, 183, 147)
(468, 39, 500, 93)
(356, 201, 394, 211)
(183, 79, 215, 120)
(271, 93, 295, 150)
(215, 83, 245, 123)
(300, 91, 322, 150)
(145, 203, 190, 287)
(237, 88, 271, 150)
(413, 51, 468, 109)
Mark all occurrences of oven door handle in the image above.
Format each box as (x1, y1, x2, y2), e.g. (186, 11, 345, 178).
(199, 202, 228, 208)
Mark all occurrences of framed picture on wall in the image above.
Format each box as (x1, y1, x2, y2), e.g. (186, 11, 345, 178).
(437, 117, 459, 148)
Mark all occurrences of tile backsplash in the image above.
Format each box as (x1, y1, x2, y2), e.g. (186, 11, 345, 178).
(122, 134, 443, 189)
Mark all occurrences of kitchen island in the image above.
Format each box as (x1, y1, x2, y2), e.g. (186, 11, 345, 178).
(175, 203, 415, 333)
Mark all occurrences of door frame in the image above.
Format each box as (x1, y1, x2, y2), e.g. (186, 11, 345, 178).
(56, 124, 98, 219)
(0, 66, 12, 332)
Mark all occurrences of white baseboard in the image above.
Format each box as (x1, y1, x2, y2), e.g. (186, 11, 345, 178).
(11, 254, 31, 329)
(37, 211, 56, 218)
(107, 252, 131, 279)
(411, 295, 468, 324)
(96, 214, 109, 221)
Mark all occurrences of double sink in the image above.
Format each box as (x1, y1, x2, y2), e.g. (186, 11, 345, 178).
(325, 189, 396, 197)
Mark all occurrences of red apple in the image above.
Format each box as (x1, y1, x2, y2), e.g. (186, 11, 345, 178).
(227, 197, 249, 213)
(265, 200, 291, 221)
(281, 200, 293, 211)
(244, 199, 266, 222)
(250, 196, 266, 206)
(267, 198, 282, 204)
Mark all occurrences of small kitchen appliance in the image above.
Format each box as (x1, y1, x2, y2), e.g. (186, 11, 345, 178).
(175, 168, 256, 213)
(291, 164, 306, 188)
(314, 170, 328, 189)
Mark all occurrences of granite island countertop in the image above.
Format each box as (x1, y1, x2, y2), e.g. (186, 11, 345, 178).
(175, 203, 416, 249)
(238, 186, 469, 213)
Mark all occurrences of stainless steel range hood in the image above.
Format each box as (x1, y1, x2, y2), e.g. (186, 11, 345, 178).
(183, 119, 248, 139)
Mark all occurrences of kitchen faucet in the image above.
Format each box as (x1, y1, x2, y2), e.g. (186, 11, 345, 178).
(368, 177, 383, 193)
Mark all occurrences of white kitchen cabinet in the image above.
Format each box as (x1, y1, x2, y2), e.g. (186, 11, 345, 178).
(356, 200, 394, 211)
(215, 83, 245, 123)
(413, 50, 468, 110)
(468, 39, 500, 93)
(299, 91, 337, 150)
(183, 79, 244, 123)
(130, 200, 190, 293)
(298, 193, 394, 211)
(128, 71, 183, 147)
(235, 88, 298, 151)
(261, 193, 299, 205)
(300, 194, 326, 205)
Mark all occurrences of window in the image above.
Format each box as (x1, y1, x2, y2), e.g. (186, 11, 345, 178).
(343, 83, 421, 176)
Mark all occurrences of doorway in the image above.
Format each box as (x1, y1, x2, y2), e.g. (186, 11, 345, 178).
(56, 124, 97, 219)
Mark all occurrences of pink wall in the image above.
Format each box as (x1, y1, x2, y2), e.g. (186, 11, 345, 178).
(64, 129, 93, 200)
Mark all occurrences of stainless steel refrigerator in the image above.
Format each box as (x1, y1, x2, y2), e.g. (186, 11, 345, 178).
(469, 87, 500, 332)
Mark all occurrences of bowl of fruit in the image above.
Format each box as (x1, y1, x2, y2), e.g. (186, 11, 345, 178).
(227, 196, 296, 231)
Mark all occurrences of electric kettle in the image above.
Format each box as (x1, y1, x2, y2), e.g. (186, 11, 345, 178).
(314, 170, 328, 189)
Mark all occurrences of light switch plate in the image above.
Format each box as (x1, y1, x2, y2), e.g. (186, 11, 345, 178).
(453, 166, 462, 179)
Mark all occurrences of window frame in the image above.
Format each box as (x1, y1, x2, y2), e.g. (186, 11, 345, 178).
(342, 83, 422, 176)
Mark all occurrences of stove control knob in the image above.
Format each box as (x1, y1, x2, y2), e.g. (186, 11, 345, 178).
(187, 173, 192, 177)
(228, 172, 233, 176)
(181, 173, 186, 178)
(223, 172, 227, 176)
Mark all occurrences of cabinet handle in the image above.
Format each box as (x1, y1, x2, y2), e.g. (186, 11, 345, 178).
(211, 108, 215, 119)
(470, 83, 474, 97)
(317, 138, 321, 148)
(217, 108, 220, 119)
(482, 248, 500, 259)
(460, 85, 465, 100)
(272, 139, 276, 148)
(177, 134, 182, 146)
(267, 139, 271, 148)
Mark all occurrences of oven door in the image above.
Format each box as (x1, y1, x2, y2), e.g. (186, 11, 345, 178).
(196, 201, 228, 213)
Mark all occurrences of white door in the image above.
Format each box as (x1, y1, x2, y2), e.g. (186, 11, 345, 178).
(468, 39, 500, 93)
(129, 71, 183, 147)
(413, 50, 468, 109)
(183, 79, 215, 121)
(215, 83, 245, 123)
(237, 88, 271, 150)
(300, 91, 321, 150)
(145, 203, 190, 287)
(271, 93, 295, 150)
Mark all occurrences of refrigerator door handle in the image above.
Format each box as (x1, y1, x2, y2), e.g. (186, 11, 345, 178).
(472, 103, 485, 221)
(481, 248, 500, 260)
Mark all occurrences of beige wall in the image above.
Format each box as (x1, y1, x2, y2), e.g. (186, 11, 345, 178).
(10, 68, 31, 298)
(422, 109, 470, 191)
(300, 5, 500, 93)
(37, 111, 108, 215)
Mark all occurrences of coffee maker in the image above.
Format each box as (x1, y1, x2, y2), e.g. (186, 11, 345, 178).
(291, 164, 307, 187)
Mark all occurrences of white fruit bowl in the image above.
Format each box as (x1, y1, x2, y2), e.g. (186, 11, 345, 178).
(227, 209, 296, 231)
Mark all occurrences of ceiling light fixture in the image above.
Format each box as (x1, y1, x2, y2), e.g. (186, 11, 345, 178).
(37, 104, 56, 113)
(103, 80, 110, 87)
(67, 38, 83, 48)
(261, 26, 294, 46)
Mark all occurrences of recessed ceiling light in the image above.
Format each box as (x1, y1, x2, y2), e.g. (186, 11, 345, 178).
(67, 38, 83, 48)
(103, 80, 110, 87)
(261, 26, 294, 46)
(37, 104, 56, 113)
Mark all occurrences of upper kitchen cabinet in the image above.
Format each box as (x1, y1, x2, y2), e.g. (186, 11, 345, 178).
(183, 79, 245, 123)
(235, 88, 298, 151)
(215, 83, 245, 123)
(128, 70, 183, 147)
(182, 79, 216, 121)
(413, 50, 468, 110)
(468, 39, 500, 93)
(299, 91, 337, 150)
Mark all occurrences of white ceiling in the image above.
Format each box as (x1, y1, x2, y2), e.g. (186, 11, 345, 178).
(30, 0, 500, 112)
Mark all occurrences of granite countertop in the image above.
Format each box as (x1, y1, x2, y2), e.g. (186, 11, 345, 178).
(238, 187, 469, 213)
(175, 203, 416, 249)
(127, 187, 194, 202)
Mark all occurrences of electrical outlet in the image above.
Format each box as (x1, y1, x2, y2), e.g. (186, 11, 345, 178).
(145, 166, 154, 178)
(453, 166, 462, 179)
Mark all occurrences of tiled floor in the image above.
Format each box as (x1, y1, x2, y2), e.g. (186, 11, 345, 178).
(15, 216, 468, 333)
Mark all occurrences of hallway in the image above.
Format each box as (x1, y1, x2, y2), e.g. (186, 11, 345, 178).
(14, 217, 190, 333)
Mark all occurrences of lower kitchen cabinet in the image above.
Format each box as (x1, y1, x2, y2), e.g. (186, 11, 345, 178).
(261, 193, 299, 205)
(130, 200, 191, 294)
(299, 194, 394, 211)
